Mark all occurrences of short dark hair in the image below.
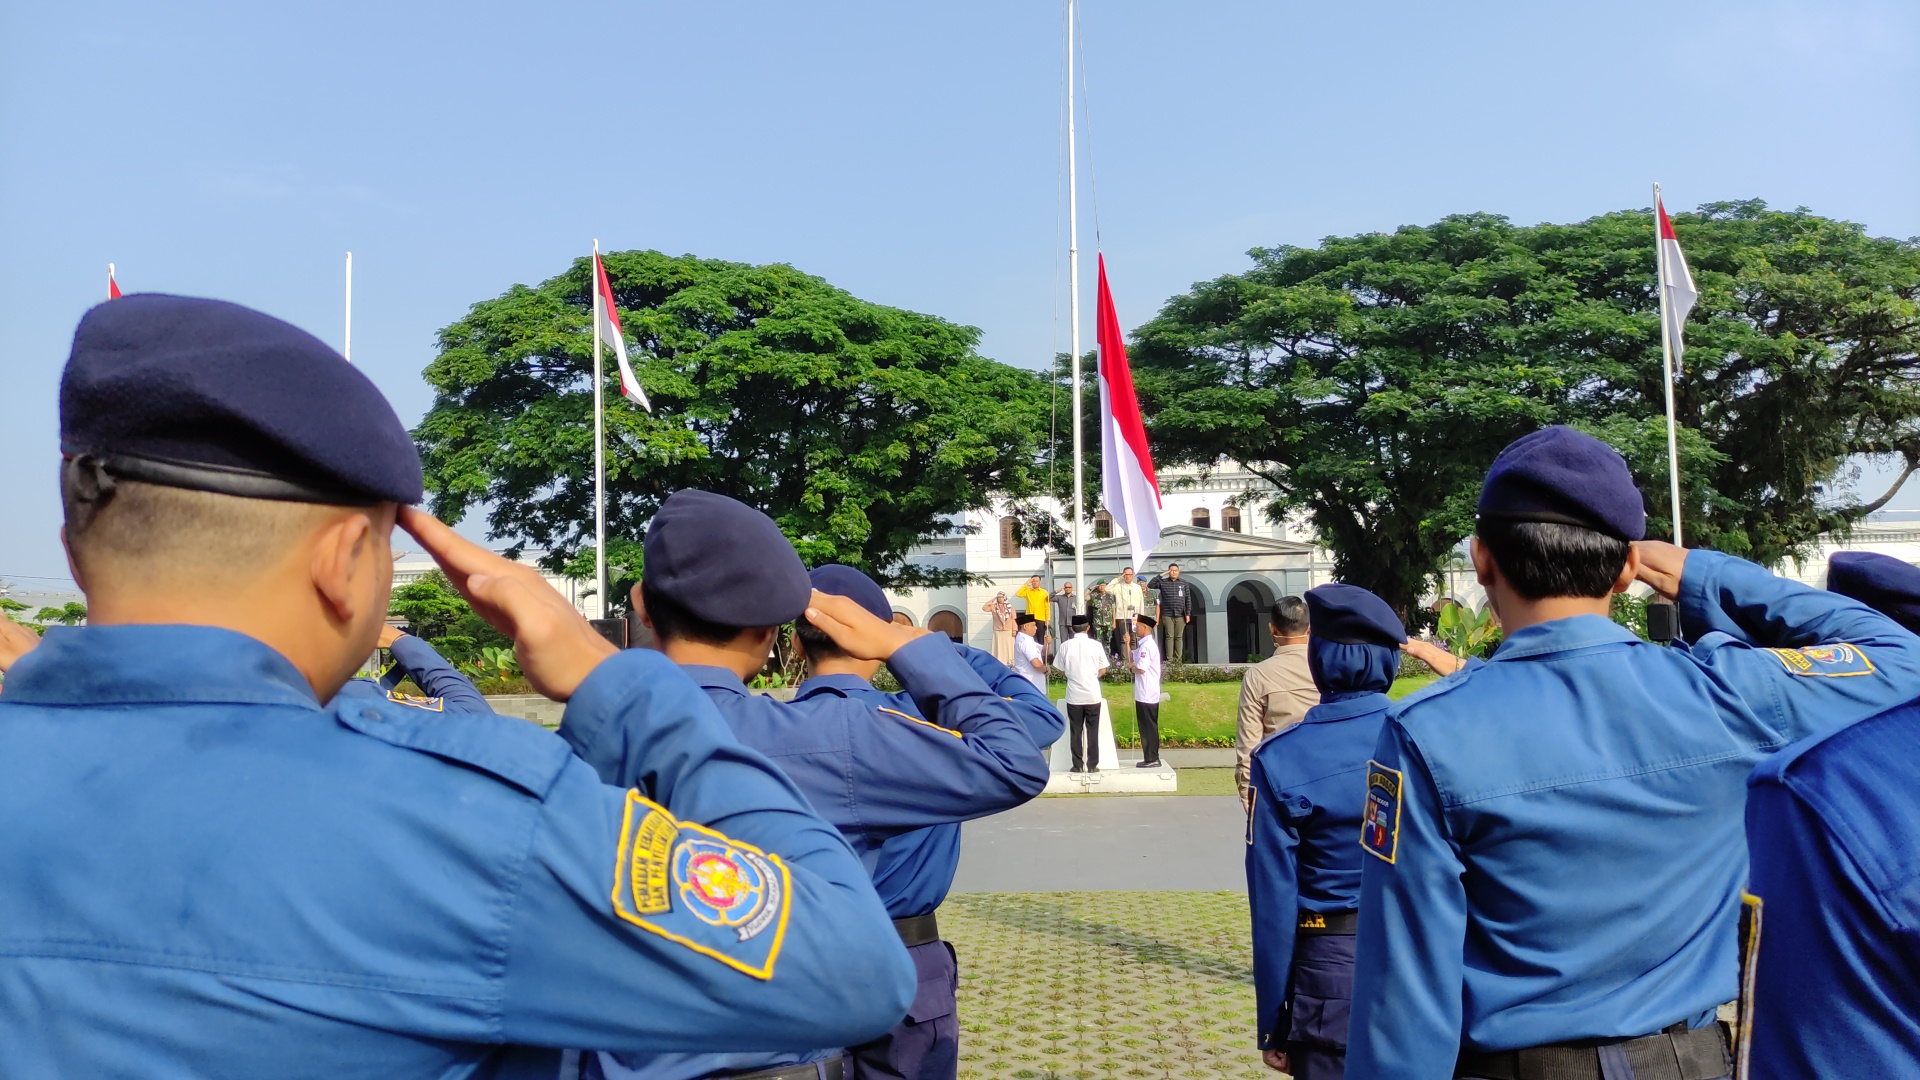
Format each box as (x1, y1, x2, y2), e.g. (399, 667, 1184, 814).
(1272, 596, 1309, 636)
(642, 579, 753, 647)
(1475, 518, 1631, 601)
(794, 618, 848, 662)
(1167, 563, 1179, 570)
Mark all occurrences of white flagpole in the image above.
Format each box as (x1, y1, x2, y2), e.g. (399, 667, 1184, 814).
(1654, 183, 1683, 546)
(343, 252, 353, 362)
(1067, 0, 1086, 606)
(592, 240, 608, 620)
(107, 263, 115, 299)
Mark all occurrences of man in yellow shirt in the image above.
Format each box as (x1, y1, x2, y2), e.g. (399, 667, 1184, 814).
(1015, 575, 1053, 654)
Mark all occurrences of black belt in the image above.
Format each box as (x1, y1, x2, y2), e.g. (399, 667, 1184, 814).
(1456, 1022, 1732, 1080)
(1297, 910, 1357, 936)
(893, 911, 940, 947)
(721, 1056, 849, 1080)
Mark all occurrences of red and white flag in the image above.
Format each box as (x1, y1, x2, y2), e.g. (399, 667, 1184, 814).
(593, 253, 651, 412)
(1095, 254, 1161, 568)
(1656, 196, 1697, 369)
(107, 264, 121, 299)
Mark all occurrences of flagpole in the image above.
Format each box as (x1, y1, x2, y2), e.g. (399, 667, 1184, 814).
(1066, 0, 1086, 606)
(592, 240, 608, 620)
(1654, 183, 1683, 546)
(343, 252, 353, 362)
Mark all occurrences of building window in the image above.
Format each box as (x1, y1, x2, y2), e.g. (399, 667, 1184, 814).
(1191, 508, 1211, 529)
(999, 516, 1020, 559)
(1222, 507, 1241, 533)
(1093, 509, 1113, 539)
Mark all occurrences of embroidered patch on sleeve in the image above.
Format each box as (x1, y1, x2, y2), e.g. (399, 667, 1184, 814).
(1763, 643, 1874, 677)
(1361, 761, 1403, 864)
(611, 789, 792, 980)
(385, 690, 444, 711)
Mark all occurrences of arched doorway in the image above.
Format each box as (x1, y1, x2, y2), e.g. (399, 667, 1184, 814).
(928, 609, 964, 642)
(1226, 578, 1280, 664)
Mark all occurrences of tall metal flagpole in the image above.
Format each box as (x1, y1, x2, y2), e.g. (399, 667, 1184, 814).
(343, 252, 353, 362)
(1654, 183, 1683, 546)
(592, 240, 608, 620)
(1067, 0, 1086, 606)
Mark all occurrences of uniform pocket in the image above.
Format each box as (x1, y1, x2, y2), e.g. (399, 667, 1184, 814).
(1286, 991, 1351, 1050)
(904, 940, 958, 1024)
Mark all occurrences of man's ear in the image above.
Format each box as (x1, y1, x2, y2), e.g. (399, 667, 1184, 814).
(1611, 546, 1642, 595)
(60, 526, 88, 593)
(633, 585, 653, 631)
(310, 512, 374, 624)
(1470, 536, 1497, 589)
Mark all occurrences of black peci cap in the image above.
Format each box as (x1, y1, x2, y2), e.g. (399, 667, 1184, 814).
(643, 489, 810, 627)
(60, 294, 423, 505)
(1477, 426, 1645, 542)
(1304, 583, 1407, 646)
(1135, 614, 1156, 628)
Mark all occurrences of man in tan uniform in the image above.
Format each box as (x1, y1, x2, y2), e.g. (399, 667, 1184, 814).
(1234, 595, 1317, 810)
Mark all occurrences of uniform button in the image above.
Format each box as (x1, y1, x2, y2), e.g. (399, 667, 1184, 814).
(361, 709, 383, 723)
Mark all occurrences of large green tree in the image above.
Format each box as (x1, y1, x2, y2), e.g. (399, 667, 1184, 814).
(416, 251, 1054, 602)
(1131, 202, 1920, 614)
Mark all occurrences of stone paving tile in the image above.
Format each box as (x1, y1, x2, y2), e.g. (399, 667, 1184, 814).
(945, 891, 1273, 1080)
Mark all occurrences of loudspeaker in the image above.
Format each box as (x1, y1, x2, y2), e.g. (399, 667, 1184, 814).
(1646, 599, 1679, 643)
(589, 618, 629, 649)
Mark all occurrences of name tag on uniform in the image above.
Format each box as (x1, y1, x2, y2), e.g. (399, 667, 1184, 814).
(1764, 643, 1874, 677)
(1361, 760, 1402, 864)
(385, 690, 444, 711)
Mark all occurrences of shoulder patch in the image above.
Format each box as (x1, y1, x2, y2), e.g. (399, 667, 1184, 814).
(386, 689, 445, 711)
(1361, 760, 1402, 863)
(611, 790, 792, 981)
(1763, 643, 1874, 678)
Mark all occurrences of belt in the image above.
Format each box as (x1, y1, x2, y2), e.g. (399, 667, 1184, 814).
(1296, 910, 1357, 936)
(893, 911, 941, 947)
(1456, 1022, 1732, 1080)
(721, 1056, 849, 1080)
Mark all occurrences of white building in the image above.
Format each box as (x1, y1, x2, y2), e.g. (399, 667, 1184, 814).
(392, 550, 595, 617)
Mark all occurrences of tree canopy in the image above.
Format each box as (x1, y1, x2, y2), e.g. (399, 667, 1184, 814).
(1131, 201, 1920, 614)
(415, 251, 1053, 604)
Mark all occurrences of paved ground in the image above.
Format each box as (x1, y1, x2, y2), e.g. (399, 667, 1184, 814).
(947, 891, 1267, 1079)
(953, 795, 1248, 893)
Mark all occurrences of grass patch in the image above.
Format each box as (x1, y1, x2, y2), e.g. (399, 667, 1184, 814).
(1050, 675, 1439, 747)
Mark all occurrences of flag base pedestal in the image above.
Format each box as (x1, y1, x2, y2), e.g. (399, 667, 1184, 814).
(1044, 700, 1177, 793)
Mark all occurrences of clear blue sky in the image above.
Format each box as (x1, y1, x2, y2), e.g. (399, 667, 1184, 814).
(3, 0, 1916, 590)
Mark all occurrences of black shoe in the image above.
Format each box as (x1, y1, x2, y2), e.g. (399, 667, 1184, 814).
(1135, 759, 1160, 768)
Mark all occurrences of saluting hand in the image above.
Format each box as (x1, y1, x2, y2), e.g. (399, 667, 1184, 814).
(1631, 540, 1687, 600)
(805, 590, 929, 661)
(0, 613, 39, 673)
(399, 507, 616, 702)
(1400, 636, 1464, 676)
(375, 624, 406, 650)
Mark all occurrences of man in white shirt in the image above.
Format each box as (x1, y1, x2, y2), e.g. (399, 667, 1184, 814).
(1131, 614, 1163, 768)
(1012, 614, 1048, 695)
(1109, 568, 1145, 657)
(1052, 615, 1110, 773)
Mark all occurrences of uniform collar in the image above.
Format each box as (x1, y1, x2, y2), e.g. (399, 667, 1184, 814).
(682, 664, 750, 696)
(1, 624, 321, 709)
(1488, 614, 1639, 661)
(1303, 691, 1391, 724)
(793, 673, 873, 701)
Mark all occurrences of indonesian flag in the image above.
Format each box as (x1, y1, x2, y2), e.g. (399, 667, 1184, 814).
(1656, 196, 1698, 370)
(593, 253, 651, 411)
(1095, 254, 1161, 568)
(107, 264, 121, 299)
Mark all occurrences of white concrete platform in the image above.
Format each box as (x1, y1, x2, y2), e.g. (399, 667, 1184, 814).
(1046, 699, 1178, 792)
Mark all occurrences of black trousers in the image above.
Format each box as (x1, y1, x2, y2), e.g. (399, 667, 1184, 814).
(1065, 702, 1101, 771)
(1134, 701, 1160, 764)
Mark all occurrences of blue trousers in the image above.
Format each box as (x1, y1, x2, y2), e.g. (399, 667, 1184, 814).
(850, 939, 958, 1080)
(1286, 933, 1355, 1080)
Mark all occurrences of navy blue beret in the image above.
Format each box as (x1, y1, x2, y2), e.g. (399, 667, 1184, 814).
(809, 564, 893, 623)
(1305, 583, 1406, 646)
(1477, 426, 1645, 542)
(60, 294, 422, 505)
(1828, 552, 1920, 634)
(643, 489, 810, 627)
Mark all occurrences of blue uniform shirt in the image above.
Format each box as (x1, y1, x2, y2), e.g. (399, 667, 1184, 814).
(1349, 551, 1920, 1080)
(1245, 691, 1392, 1050)
(338, 632, 494, 713)
(0, 625, 913, 1078)
(1744, 697, 1920, 1077)
(587, 635, 1055, 1080)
